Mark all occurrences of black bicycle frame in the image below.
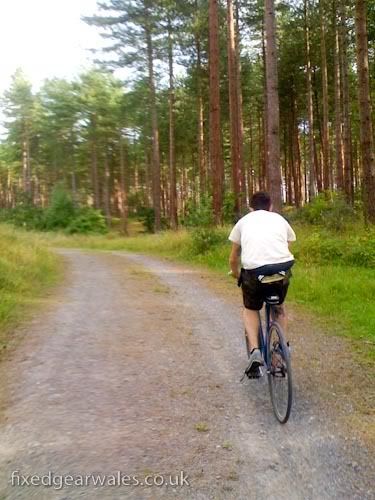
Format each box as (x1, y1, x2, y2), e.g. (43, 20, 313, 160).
(258, 303, 273, 368)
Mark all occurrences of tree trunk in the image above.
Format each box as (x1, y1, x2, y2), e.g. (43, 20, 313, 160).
(195, 1, 206, 197)
(90, 130, 100, 210)
(289, 89, 300, 208)
(71, 168, 77, 207)
(22, 133, 31, 197)
(264, 0, 282, 211)
(248, 106, 254, 200)
(304, 0, 317, 200)
(6, 168, 12, 208)
(262, 118, 268, 190)
(261, 28, 269, 190)
(119, 134, 129, 235)
(355, 0, 375, 223)
(284, 125, 292, 205)
(145, 8, 161, 232)
(353, 140, 360, 192)
(320, 0, 331, 192)
(302, 121, 308, 202)
(103, 151, 111, 227)
(161, 164, 167, 218)
(339, 2, 354, 204)
(227, 0, 241, 217)
(288, 115, 295, 206)
(258, 105, 266, 191)
(168, 15, 178, 229)
(312, 68, 323, 193)
(333, 2, 344, 191)
(235, 0, 246, 209)
(209, 0, 224, 224)
(293, 95, 302, 207)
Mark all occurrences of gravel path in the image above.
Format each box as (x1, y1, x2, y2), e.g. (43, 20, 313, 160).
(0, 249, 373, 500)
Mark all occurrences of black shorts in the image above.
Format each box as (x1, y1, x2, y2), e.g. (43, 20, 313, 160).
(239, 267, 292, 311)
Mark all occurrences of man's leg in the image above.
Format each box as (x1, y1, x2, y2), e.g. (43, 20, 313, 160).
(243, 308, 260, 350)
(272, 274, 290, 335)
(241, 274, 264, 373)
(273, 304, 287, 333)
(243, 307, 264, 373)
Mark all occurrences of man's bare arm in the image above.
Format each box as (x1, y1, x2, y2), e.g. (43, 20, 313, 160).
(229, 242, 241, 279)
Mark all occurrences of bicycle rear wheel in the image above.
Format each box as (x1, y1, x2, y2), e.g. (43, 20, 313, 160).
(267, 321, 293, 423)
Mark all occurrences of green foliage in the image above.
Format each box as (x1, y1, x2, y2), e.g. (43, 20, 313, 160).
(184, 196, 214, 228)
(289, 263, 375, 354)
(65, 208, 107, 235)
(190, 227, 223, 255)
(182, 196, 223, 254)
(0, 186, 108, 235)
(2, 69, 36, 148)
(0, 224, 60, 345)
(43, 186, 76, 230)
(222, 192, 237, 224)
(0, 203, 45, 230)
(289, 193, 356, 232)
(138, 207, 155, 233)
(293, 227, 375, 268)
(128, 191, 147, 215)
(0, 2, 369, 235)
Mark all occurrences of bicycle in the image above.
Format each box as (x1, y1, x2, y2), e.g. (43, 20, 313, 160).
(242, 274, 293, 424)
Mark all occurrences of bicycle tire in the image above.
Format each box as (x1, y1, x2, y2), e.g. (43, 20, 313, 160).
(267, 321, 293, 423)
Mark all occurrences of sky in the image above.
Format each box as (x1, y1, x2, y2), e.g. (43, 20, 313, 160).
(0, 0, 103, 93)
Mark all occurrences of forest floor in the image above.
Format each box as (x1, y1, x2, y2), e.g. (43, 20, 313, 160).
(0, 249, 374, 500)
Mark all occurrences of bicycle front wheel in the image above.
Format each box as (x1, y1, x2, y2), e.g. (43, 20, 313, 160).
(267, 322, 293, 423)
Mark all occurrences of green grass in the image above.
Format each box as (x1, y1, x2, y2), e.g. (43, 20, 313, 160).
(290, 264, 375, 345)
(0, 224, 61, 349)
(37, 224, 375, 357)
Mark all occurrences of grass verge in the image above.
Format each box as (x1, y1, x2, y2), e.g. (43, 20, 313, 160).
(0, 224, 61, 351)
(40, 225, 375, 359)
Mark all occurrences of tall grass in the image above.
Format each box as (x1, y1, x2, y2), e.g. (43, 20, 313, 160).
(0, 224, 61, 348)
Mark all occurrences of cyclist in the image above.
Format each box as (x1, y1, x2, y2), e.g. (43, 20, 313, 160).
(228, 191, 296, 376)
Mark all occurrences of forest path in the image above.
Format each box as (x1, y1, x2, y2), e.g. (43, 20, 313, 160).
(0, 249, 373, 500)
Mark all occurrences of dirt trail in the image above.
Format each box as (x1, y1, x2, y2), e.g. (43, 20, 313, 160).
(0, 249, 373, 500)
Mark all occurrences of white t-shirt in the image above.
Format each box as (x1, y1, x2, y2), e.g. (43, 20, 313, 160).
(228, 210, 296, 270)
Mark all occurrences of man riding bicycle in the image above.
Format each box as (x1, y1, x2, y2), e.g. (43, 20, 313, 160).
(228, 192, 296, 376)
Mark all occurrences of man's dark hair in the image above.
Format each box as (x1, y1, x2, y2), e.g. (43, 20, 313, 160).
(250, 191, 272, 211)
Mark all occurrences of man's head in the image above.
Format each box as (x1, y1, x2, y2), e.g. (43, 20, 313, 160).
(250, 191, 272, 211)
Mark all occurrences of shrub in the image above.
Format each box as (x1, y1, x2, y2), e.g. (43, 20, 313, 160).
(289, 193, 356, 231)
(292, 227, 375, 268)
(0, 204, 45, 230)
(0, 186, 109, 235)
(222, 192, 236, 224)
(184, 196, 214, 228)
(190, 227, 223, 254)
(138, 207, 155, 233)
(65, 208, 107, 234)
(43, 186, 76, 230)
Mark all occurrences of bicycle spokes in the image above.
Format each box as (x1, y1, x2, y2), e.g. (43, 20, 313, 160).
(267, 324, 293, 423)
(270, 342, 286, 376)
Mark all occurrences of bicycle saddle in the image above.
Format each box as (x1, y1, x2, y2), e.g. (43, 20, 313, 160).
(258, 272, 286, 284)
